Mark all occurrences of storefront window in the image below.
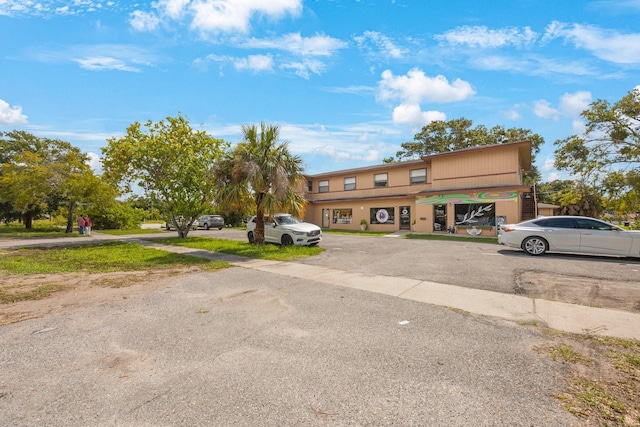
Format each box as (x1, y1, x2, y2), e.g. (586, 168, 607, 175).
(332, 209, 353, 224)
(454, 203, 495, 226)
(370, 207, 395, 224)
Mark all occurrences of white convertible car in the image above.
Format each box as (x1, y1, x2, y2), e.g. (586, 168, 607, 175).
(498, 216, 640, 258)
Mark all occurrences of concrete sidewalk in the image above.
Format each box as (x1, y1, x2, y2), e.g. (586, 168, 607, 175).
(3, 232, 640, 341)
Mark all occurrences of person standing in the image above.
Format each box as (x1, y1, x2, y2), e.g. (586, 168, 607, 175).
(77, 215, 85, 235)
(84, 215, 92, 236)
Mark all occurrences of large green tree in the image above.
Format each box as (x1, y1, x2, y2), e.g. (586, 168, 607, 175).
(0, 130, 99, 231)
(554, 88, 640, 216)
(102, 115, 228, 238)
(215, 123, 306, 244)
(389, 118, 544, 183)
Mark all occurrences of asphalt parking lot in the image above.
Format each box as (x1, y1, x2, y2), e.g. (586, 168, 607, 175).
(2, 229, 638, 426)
(203, 228, 640, 306)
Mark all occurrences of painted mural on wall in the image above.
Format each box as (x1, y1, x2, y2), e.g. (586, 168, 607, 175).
(455, 203, 495, 226)
(416, 191, 518, 205)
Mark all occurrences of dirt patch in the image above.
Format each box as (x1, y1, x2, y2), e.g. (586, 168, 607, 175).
(0, 267, 203, 325)
(515, 272, 640, 313)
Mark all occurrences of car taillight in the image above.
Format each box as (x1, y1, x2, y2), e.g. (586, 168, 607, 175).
(502, 226, 516, 232)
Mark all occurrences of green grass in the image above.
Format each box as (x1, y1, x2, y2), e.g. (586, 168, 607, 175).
(0, 241, 228, 274)
(0, 222, 77, 239)
(151, 236, 323, 261)
(404, 233, 498, 244)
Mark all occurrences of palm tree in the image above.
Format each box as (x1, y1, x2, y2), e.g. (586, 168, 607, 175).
(216, 123, 306, 244)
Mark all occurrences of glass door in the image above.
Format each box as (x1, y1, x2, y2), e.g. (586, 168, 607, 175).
(400, 206, 411, 229)
(434, 204, 447, 232)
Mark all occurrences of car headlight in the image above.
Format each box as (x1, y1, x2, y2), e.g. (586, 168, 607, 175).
(292, 231, 305, 235)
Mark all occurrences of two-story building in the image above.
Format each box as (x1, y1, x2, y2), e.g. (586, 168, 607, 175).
(303, 140, 536, 236)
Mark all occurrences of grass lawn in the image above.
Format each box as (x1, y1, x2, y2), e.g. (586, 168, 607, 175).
(0, 241, 228, 275)
(0, 222, 77, 239)
(151, 236, 323, 261)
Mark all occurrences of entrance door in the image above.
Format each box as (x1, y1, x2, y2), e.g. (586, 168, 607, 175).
(434, 204, 447, 232)
(322, 209, 330, 228)
(400, 206, 411, 229)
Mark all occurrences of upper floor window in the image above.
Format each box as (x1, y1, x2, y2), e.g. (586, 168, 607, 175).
(374, 173, 388, 188)
(307, 180, 312, 192)
(410, 168, 426, 184)
(319, 180, 329, 193)
(344, 177, 356, 191)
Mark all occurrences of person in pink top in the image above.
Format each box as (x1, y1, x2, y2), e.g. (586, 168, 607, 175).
(77, 215, 85, 235)
(84, 215, 92, 236)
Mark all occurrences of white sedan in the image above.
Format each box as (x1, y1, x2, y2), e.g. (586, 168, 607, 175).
(498, 216, 640, 257)
(246, 214, 322, 246)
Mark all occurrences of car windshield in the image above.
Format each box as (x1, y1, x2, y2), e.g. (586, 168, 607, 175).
(275, 215, 301, 225)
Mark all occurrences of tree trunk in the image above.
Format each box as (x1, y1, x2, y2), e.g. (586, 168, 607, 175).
(23, 214, 33, 230)
(65, 201, 75, 233)
(254, 194, 265, 244)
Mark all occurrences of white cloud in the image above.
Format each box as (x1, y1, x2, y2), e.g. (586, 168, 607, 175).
(129, 10, 160, 32)
(130, 0, 303, 35)
(543, 21, 640, 64)
(559, 91, 592, 116)
(233, 54, 274, 72)
(280, 59, 325, 79)
(0, 0, 119, 17)
(377, 68, 475, 104)
(392, 104, 446, 128)
(0, 99, 28, 125)
(73, 56, 142, 72)
(504, 108, 522, 121)
(533, 100, 561, 120)
(240, 33, 347, 56)
(87, 152, 102, 173)
(435, 25, 538, 48)
(354, 31, 407, 59)
(534, 91, 593, 121)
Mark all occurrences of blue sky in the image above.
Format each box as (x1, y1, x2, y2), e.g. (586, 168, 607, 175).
(1, 0, 639, 181)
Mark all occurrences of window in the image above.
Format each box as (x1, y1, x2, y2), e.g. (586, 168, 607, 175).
(370, 207, 395, 224)
(344, 177, 356, 191)
(319, 180, 329, 193)
(534, 218, 576, 228)
(374, 173, 388, 188)
(307, 180, 312, 192)
(410, 168, 426, 184)
(333, 209, 353, 224)
(454, 203, 495, 226)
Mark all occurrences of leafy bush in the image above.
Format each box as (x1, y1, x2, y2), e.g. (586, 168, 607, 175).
(90, 202, 143, 230)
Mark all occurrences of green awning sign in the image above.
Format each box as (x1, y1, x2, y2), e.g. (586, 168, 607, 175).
(416, 191, 518, 205)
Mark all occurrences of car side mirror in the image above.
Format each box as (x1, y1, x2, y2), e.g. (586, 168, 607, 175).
(273, 223, 277, 228)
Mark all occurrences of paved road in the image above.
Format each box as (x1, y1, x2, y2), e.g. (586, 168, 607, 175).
(1, 230, 636, 425)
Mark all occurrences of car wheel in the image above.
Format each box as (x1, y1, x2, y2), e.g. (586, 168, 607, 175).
(166, 225, 170, 231)
(281, 234, 294, 246)
(247, 231, 255, 244)
(218, 227, 223, 230)
(204, 224, 209, 230)
(522, 236, 548, 256)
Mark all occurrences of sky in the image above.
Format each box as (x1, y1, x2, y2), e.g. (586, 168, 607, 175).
(1, 0, 639, 182)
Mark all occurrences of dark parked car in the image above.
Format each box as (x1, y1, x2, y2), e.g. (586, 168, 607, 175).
(198, 215, 225, 230)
